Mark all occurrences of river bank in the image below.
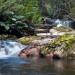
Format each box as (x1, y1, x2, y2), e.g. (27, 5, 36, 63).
(1, 26, 75, 60)
(18, 34, 75, 60)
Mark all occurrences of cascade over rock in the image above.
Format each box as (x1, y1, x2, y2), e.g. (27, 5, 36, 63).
(0, 40, 28, 59)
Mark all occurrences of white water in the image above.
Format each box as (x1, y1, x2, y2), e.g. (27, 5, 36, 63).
(0, 40, 28, 59)
(55, 19, 71, 27)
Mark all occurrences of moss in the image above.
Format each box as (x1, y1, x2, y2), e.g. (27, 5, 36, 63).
(18, 36, 41, 45)
(41, 34, 75, 56)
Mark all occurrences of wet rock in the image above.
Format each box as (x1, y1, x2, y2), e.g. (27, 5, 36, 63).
(19, 45, 41, 58)
(53, 54, 61, 59)
(53, 49, 64, 59)
(19, 53, 28, 58)
(46, 53, 53, 58)
(29, 47, 40, 57)
(32, 38, 54, 45)
(19, 48, 30, 58)
(49, 28, 65, 36)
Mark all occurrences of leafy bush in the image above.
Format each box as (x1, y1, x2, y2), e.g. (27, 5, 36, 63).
(9, 0, 42, 24)
(41, 34, 75, 56)
(0, 11, 35, 37)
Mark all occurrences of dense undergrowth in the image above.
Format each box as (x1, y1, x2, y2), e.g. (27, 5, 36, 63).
(0, 11, 35, 37)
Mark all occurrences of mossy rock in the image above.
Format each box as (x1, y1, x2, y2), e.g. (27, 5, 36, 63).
(18, 36, 41, 45)
(40, 34, 75, 57)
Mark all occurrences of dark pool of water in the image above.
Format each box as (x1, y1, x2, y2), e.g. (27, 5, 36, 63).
(0, 57, 75, 75)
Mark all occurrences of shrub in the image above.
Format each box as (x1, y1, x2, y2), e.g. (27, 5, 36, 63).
(40, 34, 75, 56)
(0, 11, 35, 37)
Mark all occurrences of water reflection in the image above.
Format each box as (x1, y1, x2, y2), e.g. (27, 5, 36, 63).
(0, 58, 75, 75)
(53, 60, 64, 72)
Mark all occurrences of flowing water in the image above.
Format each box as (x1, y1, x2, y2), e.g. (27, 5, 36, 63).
(47, 19, 72, 27)
(55, 19, 72, 27)
(0, 40, 29, 58)
(0, 58, 75, 75)
(0, 40, 75, 75)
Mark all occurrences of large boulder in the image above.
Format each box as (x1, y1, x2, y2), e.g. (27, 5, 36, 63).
(19, 45, 41, 58)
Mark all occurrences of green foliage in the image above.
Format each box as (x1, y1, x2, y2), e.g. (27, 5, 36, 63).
(69, 7, 75, 18)
(52, 34, 75, 46)
(18, 36, 41, 45)
(9, 0, 42, 24)
(41, 34, 75, 56)
(0, 11, 35, 36)
(40, 0, 75, 18)
(0, 0, 4, 6)
(1, 0, 75, 22)
(18, 37, 33, 45)
(0, 0, 42, 24)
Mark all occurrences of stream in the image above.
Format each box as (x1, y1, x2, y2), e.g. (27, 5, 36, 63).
(0, 58, 75, 75)
(0, 40, 75, 75)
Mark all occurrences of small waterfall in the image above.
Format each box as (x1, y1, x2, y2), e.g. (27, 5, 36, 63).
(0, 40, 28, 59)
(44, 18, 73, 28)
(55, 19, 72, 27)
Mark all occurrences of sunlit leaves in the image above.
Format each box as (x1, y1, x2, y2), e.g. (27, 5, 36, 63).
(41, 34, 75, 56)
